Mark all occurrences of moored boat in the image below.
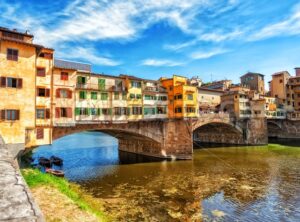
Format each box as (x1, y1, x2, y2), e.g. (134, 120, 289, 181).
(38, 157, 51, 167)
(50, 155, 63, 166)
(45, 168, 65, 177)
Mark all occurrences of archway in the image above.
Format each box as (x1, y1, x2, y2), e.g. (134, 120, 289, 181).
(267, 121, 282, 139)
(193, 122, 244, 147)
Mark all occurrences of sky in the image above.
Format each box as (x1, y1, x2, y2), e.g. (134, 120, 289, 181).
(1, 0, 300, 84)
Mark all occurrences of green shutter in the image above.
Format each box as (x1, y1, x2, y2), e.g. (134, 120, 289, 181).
(101, 93, 108, 100)
(122, 92, 127, 100)
(91, 92, 97, 100)
(77, 76, 82, 84)
(127, 107, 131, 115)
(98, 79, 106, 90)
(108, 108, 112, 115)
(97, 108, 101, 115)
(75, 107, 80, 116)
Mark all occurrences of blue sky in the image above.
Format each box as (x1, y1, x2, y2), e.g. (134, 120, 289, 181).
(1, 0, 300, 84)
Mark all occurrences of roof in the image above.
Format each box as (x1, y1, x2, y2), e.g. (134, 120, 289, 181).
(0, 26, 34, 37)
(198, 87, 224, 94)
(272, 71, 290, 76)
(54, 59, 91, 72)
(241, 72, 264, 78)
(119, 74, 145, 81)
(0, 37, 54, 51)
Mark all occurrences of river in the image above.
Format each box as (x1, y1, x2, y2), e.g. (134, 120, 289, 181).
(31, 131, 300, 221)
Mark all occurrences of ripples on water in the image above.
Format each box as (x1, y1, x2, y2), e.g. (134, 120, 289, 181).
(32, 131, 300, 221)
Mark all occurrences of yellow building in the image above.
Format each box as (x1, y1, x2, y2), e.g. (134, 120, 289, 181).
(121, 75, 144, 121)
(0, 27, 54, 154)
(161, 75, 198, 118)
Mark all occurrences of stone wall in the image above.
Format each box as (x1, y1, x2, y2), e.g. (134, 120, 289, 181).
(268, 119, 300, 139)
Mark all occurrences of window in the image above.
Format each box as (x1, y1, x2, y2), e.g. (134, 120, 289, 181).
(91, 92, 97, 100)
(174, 94, 183, 100)
(144, 107, 155, 115)
(136, 94, 141, 99)
(175, 107, 182, 113)
(130, 94, 135, 99)
(98, 79, 106, 90)
(75, 107, 88, 115)
(169, 86, 173, 90)
(77, 76, 86, 84)
(61, 72, 68, 80)
(37, 88, 50, 97)
(131, 81, 141, 88)
(114, 92, 119, 100)
(36, 128, 44, 140)
(157, 106, 167, 114)
(0, 109, 20, 121)
(79, 91, 87, 99)
(114, 107, 127, 115)
(187, 94, 193, 100)
(39, 53, 53, 59)
(56, 88, 72, 98)
(7, 48, 18, 61)
(279, 79, 283, 83)
(132, 106, 142, 115)
(90, 108, 97, 115)
(55, 107, 72, 118)
(37, 68, 46, 77)
(102, 108, 111, 115)
(158, 96, 167, 101)
(122, 92, 127, 100)
(36, 108, 50, 119)
(1, 77, 22, 88)
(101, 93, 108, 100)
(144, 95, 157, 100)
(186, 107, 195, 113)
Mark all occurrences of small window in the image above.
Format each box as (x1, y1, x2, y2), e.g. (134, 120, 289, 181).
(79, 91, 87, 99)
(101, 93, 108, 100)
(114, 92, 119, 100)
(175, 107, 182, 113)
(136, 94, 141, 99)
(187, 94, 193, 100)
(132, 106, 142, 115)
(7, 78, 17, 88)
(91, 92, 97, 100)
(279, 79, 283, 83)
(7, 48, 18, 61)
(0, 109, 20, 121)
(36, 128, 44, 140)
(37, 88, 50, 97)
(37, 68, 46, 77)
(61, 72, 68, 81)
(122, 92, 127, 100)
(130, 94, 135, 99)
(36, 109, 45, 119)
(131, 81, 141, 88)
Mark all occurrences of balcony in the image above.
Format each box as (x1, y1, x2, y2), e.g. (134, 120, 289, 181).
(76, 83, 126, 92)
(287, 111, 300, 120)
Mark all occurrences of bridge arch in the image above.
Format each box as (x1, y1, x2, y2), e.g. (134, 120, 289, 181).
(193, 121, 244, 145)
(267, 121, 282, 138)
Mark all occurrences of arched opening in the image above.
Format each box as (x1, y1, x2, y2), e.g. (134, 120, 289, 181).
(31, 130, 163, 181)
(193, 122, 244, 148)
(267, 121, 282, 139)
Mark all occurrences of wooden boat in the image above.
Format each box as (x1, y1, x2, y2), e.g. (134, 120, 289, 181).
(38, 157, 51, 167)
(50, 155, 63, 166)
(45, 168, 65, 177)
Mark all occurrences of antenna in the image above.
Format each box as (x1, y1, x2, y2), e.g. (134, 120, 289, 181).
(210, 73, 213, 82)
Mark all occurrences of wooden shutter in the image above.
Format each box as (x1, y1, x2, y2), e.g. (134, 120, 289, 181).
(0, 77, 6, 87)
(67, 108, 72, 118)
(15, 110, 20, 120)
(17, 79, 22, 88)
(36, 128, 44, 139)
(45, 89, 50, 97)
(45, 109, 50, 119)
(0, 110, 5, 120)
(67, 90, 72, 99)
(56, 89, 60, 98)
(55, 108, 60, 118)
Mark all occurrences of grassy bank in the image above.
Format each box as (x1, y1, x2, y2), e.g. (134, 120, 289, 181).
(22, 169, 109, 222)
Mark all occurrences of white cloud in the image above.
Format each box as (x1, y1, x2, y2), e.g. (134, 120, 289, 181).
(142, 59, 184, 67)
(56, 47, 121, 66)
(190, 48, 229, 59)
(249, 4, 300, 41)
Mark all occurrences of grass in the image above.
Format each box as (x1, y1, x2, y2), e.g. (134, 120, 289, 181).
(22, 168, 109, 221)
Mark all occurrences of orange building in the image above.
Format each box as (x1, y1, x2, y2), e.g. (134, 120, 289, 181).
(160, 75, 198, 118)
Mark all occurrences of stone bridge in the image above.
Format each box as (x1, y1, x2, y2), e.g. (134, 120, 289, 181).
(53, 113, 268, 159)
(267, 119, 300, 139)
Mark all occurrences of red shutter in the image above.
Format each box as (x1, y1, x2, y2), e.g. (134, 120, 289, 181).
(0, 110, 5, 120)
(36, 128, 44, 139)
(67, 108, 72, 118)
(45, 109, 50, 119)
(45, 89, 50, 97)
(56, 89, 60, 98)
(55, 108, 60, 118)
(15, 110, 20, 120)
(17, 79, 22, 88)
(0, 77, 6, 87)
(67, 90, 72, 99)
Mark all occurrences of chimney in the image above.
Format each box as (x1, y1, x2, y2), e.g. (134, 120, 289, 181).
(296, 68, 300, 77)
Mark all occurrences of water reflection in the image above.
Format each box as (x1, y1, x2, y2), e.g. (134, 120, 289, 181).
(31, 131, 300, 221)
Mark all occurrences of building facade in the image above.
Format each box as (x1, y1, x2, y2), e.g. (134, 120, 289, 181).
(240, 72, 265, 95)
(197, 88, 223, 113)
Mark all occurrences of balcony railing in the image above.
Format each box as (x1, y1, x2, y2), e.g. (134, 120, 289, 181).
(76, 83, 126, 92)
(287, 111, 300, 120)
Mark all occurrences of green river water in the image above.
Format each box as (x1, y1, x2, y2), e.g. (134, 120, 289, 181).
(32, 132, 300, 221)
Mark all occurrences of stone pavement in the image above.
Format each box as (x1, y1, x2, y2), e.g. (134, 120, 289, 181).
(0, 141, 44, 222)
